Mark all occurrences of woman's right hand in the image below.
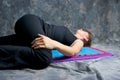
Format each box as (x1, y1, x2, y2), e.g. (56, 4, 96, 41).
(31, 34, 56, 49)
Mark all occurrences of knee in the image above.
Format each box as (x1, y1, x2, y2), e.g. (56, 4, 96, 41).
(16, 14, 41, 24)
(14, 14, 40, 40)
(31, 54, 52, 69)
(40, 56, 52, 69)
(30, 49, 52, 70)
(15, 14, 39, 30)
(41, 60, 51, 69)
(30, 58, 52, 70)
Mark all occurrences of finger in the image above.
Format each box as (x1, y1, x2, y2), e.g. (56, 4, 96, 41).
(38, 34, 42, 36)
(38, 34, 44, 37)
(31, 38, 38, 45)
(34, 37, 43, 42)
(31, 37, 43, 44)
(32, 41, 44, 48)
(31, 39, 43, 45)
(34, 45, 46, 49)
(31, 39, 44, 47)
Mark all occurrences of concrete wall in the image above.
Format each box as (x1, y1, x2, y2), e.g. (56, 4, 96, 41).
(0, 0, 120, 46)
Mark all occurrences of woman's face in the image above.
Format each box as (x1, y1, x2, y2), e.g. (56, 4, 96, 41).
(74, 29, 89, 41)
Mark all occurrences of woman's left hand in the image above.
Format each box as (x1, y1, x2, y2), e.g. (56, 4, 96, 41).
(31, 34, 55, 49)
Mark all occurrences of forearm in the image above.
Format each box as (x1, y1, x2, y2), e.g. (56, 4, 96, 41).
(53, 41, 78, 57)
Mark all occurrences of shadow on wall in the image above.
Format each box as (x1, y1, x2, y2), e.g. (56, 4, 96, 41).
(0, 0, 120, 46)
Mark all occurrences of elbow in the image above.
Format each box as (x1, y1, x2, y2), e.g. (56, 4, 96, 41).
(66, 52, 77, 57)
(69, 50, 79, 57)
(70, 53, 76, 57)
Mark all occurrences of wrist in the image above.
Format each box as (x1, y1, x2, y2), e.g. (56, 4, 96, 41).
(52, 40, 60, 49)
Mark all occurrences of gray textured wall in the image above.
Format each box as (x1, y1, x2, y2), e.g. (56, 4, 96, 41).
(0, 0, 120, 46)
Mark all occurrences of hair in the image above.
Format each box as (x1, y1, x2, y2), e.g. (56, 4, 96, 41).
(82, 29, 92, 47)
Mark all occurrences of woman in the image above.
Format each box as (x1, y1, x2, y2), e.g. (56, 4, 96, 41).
(0, 14, 92, 69)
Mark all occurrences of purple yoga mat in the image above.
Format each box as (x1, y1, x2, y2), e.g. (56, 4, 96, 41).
(52, 47, 113, 63)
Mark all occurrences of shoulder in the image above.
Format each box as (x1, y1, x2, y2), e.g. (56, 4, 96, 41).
(71, 39, 84, 46)
(70, 39, 84, 54)
(70, 39, 84, 50)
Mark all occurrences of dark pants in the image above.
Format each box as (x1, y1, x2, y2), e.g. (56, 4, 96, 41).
(0, 14, 52, 70)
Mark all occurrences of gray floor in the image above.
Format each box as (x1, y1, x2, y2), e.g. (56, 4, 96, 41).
(0, 44, 120, 80)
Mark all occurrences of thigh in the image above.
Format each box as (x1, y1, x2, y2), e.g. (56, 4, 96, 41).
(14, 14, 45, 42)
(0, 34, 29, 46)
(0, 45, 52, 69)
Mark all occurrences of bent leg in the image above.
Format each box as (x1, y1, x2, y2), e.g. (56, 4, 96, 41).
(14, 14, 46, 43)
(0, 45, 52, 70)
(0, 14, 46, 46)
